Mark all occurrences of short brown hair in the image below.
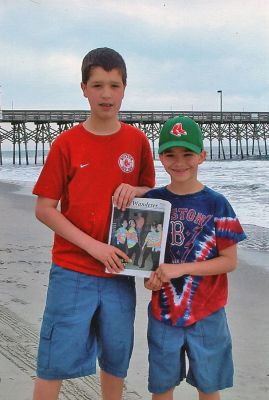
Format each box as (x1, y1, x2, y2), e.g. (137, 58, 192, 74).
(81, 47, 127, 85)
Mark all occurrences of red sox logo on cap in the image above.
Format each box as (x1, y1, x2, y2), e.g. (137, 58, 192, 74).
(118, 153, 135, 173)
(171, 123, 187, 137)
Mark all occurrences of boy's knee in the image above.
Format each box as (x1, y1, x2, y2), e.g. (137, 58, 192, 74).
(152, 387, 174, 400)
(33, 378, 62, 400)
(197, 390, 220, 400)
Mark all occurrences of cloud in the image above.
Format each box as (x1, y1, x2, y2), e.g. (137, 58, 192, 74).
(0, 0, 268, 111)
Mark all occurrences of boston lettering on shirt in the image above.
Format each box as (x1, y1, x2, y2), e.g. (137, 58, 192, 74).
(145, 186, 246, 327)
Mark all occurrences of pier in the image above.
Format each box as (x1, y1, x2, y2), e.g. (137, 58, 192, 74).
(0, 110, 268, 164)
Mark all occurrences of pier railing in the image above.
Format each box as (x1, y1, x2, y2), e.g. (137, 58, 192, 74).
(1, 110, 269, 123)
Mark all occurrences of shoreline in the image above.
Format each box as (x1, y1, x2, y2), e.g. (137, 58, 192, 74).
(1, 179, 269, 256)
(0, 180, 269, 399)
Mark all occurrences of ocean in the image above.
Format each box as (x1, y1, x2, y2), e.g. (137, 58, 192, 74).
(0, 151, 268, 253)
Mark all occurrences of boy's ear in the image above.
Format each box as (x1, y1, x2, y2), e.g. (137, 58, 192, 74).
(122, 83, 126, 97)
(80, 82, 87, 98)
(198, 150, 207, 164)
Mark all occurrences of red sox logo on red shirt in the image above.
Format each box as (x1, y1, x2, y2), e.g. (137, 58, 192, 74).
(118, 153, 135, 173)
(171, 123, 187, 137)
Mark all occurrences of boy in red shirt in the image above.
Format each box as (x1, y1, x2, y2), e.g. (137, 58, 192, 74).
(32, 47, 155, 400)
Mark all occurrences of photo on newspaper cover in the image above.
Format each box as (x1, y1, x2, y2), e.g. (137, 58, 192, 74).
(108, 197, 171, 278)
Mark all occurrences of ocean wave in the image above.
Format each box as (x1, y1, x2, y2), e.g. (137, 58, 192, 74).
(240, 224, 269, 252)
(1, 159, 269, 242)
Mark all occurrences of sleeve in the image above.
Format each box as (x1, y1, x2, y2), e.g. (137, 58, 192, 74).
(138, 135, 155, 188)
(32, 137, 69, 200)
(214, 195, 247, 251)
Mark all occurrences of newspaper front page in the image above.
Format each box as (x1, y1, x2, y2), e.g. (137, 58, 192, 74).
(108, 197, 171, 277)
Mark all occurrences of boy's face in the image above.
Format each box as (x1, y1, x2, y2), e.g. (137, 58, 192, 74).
(159, 146, 206, 186)
(81, 66, 125, 121)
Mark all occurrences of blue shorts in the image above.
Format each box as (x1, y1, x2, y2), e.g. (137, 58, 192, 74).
(148, 305, 233, 394)
(36, 264, 136, 380)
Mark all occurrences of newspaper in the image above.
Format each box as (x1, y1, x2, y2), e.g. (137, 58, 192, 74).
(108, 197, 171, 277)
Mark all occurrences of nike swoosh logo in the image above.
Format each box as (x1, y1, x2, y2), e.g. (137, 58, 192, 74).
(80, 163, 89, 168)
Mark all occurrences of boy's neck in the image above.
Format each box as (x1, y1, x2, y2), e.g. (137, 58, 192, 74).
(167, 180, 204, 196)
(83, 116, 121, 136)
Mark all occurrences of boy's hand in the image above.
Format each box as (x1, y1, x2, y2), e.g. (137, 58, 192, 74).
(144, 272, 163, 291)
(89, 241, 130, 273)
(156, 263, 184, 282)
(113, 183, 137, 211)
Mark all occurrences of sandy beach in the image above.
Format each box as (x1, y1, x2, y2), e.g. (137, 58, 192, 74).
(0, 181, 269, 400)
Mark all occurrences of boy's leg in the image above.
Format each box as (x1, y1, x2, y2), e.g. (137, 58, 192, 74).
(100, 370, 124, 400)
(152, 388, 174, 400)
(147, 307, 186, 396)
(33, 266, 100, 399)
(32, 378, 62, 400)
(98, 276, 136, 399)
(186, 309, 233, 395)
(198, 390, 220, 400)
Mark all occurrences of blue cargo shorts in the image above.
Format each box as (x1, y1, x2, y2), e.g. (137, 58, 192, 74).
(148, 305, 233, 394)
(36, 264, 136, 380)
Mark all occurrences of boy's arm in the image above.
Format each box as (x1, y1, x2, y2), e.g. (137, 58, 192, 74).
(155, 245, 237, 282)
(35, 196, 130, 273)
(113, 183, 152, 211)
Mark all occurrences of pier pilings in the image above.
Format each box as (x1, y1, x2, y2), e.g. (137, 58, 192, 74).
(0, 110, 268, 164)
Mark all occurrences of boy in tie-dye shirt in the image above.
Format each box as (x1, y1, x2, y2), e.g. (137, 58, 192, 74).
(145, 116, 246, 400)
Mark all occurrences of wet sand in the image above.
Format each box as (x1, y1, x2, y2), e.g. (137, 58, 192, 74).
(0, 181, 268, 399)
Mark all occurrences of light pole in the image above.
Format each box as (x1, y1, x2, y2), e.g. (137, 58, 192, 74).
(0, 85, 2, 120)
(217, 90, 222, 122)
(217, 90, 225, 159)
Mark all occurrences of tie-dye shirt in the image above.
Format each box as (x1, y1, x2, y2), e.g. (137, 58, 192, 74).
(145, 186, 246, 327)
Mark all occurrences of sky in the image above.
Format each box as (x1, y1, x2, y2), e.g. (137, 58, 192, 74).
(0, 0, 269, 112)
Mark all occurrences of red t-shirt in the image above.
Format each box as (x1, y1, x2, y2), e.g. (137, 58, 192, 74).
(33, 122, 155, 276)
